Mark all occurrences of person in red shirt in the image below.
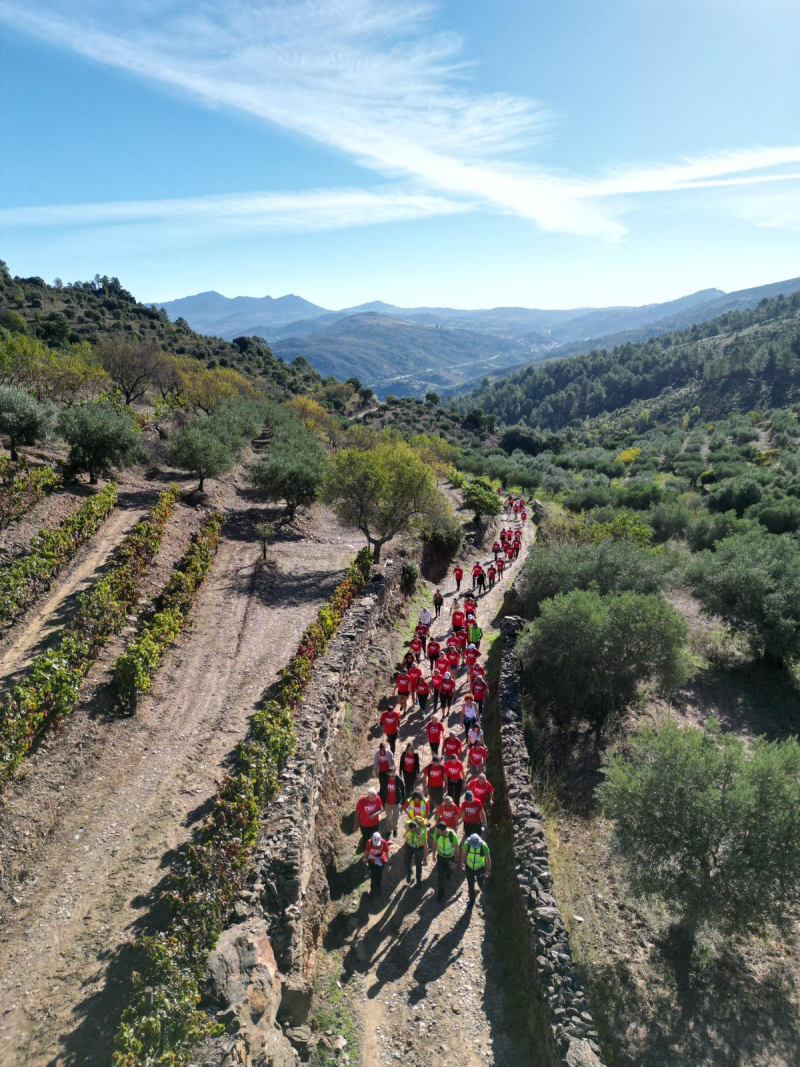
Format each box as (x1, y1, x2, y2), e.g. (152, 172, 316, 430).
(445, 646, 460, 674)
(395, 671, 411, 713)
(499, 528, 507, 542)
(471, 562, 483, 589)
(521, 510, 527, 522)
(463, 596, 478, 616)
(443, 730, 463, 760)
(455, 629, 469, 655)
(476, 565, 487, 595)
(400, 742, 420, 795)
(506, 545, 515, 563)
(470, 663, 486, 685)
(437, 795, 461, 831)
(415, 621, 429, 651)
(415, 673, 429, 713)
(451, 604, 466, 630)
(383, 770, 406, 838)
(492, 540, 501, 560)
(407, 663, 422, 702)
(471, 675, 488, 714)
(464, 644, 481, 669)
(426, 638, 441, 672)
(354, 789, 384, 850)
(440, 671, 456, 712)
(426, 715, 444, 756)
(409, 635, 424, 662)
(453, 565, 463, 591)
(467, 742, 488, 777)
(461, 789, 486, 834)
(364, 830, 390, 896)
(380, 705, 402, 753)
(470, 772, 494, 810)
(513, 539, 521, 560)
(430, 671, 443, 713)
(373, 741, 395, 800)
(423, 755, 446, 808)
(487, 563, 497, 589)
(435, 654, 449, 676)
(445, 633, 460, 650)
(443, 754, 465, 805)
(496, 556, 506, 579)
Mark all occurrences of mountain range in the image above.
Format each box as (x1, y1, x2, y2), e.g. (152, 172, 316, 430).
(155, 276, 800, 399)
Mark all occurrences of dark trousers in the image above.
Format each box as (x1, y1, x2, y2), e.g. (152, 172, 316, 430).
(428, 785, 443, 809)
(456, 578, 462, 591)
(428, 654, 438, 672)
(369, 863, 385, 896)
(441, 693, 453, 712)
(402, 770, 416, 796)
(434, 602, 442, 617)
(387, 734, 397, 753)
(472, 575, 478, 589)
(465, 865, 486, 903)
(477, 577, 486, 594)
(429, 740, 440, 757)
(418, 692, 428, 713)
(404, 844, 424, 884)
(378, 771, 389, 802)
(488, 577, 495, 589)
(360, 824, 377, 850)
(431, 689, 439, 712)
(436, 854, 454, 897)
(448, 778, 463, 805)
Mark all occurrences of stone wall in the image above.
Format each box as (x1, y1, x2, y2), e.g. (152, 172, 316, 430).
(493, 617, 607, 1067)
(201, 563, 401, 1066)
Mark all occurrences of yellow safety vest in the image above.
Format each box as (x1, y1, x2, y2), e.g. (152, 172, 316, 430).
(405, 825, 427, 849)
(465, 843, 489, 870)
(434, 829, 458, 858)
(408, 800, 429, 824)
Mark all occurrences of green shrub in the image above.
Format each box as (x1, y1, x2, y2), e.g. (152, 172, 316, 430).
(401, 558, 421, 594)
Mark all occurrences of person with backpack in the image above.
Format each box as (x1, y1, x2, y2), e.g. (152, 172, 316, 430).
(436, 794, 461, 832)
(453, 565, 463, 591)
(432, 820, 460, 901)
(403, 788, 430, 826)
(433, 589, 444, 618)
(354, 788, 383, 851)
(364, 830, 390, 897)
(383, 769, 406, 838)
(400, 742, 420, 795)
(403, 816, 429, 887)
(460, 833, 491, 907)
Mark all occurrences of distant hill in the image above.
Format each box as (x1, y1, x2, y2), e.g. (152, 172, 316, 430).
(156, 291, 328, 338)
(272, 312, 537, 398)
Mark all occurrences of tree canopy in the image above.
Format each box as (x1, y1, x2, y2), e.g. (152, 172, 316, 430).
(59, 402, 143, 483)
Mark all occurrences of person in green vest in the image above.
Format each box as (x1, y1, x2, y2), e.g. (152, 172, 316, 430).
(403, 816, 429, 887)
(432, 819, 460, 901)
(460, 832, 491, 908)
(468, 621, 483, 648)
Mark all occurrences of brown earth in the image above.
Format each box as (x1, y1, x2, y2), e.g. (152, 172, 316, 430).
(0, 463, 363, 1066)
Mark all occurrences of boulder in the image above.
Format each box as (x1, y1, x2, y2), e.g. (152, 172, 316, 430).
(565, 1037, 604, 1067)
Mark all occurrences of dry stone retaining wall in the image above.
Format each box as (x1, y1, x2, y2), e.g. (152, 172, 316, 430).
(494, 617, 608, 1067)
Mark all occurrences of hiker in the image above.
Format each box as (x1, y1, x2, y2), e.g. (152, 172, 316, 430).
(395, 671, 411, 712)
(432, 820, 460, 901)
(426, 715, 444, 756)
(407, 662, 423, 707)
(443, 752, 465, 805)
(471, 674, 488, 715)
(364, 830, 390, 897)
(380, 704, 402, 753)
(453, 564, 463, 591)
(423, 754, 446, 809)
(415, 620, 429, 652)
(443, 729, 463, 760)
(445, 645, 461, 674)
(487, 563, 497, 589)
(451, 600, 466, 631)
(426, 636, 441, 673)
(415, 673, 429, 713)
(492, 539, 501, 560)
(354, 788, 383, 851)
(476, 566, 487, 594)
(383, 769, 406, 838)
(403, 788, 430, 826)
(437, 793, 461, 831)
(419, 605, 433, 629)
(496, 556, 506, 580)
(462, 694, 479, 737)
(430, 670, 443, 713)
(400, 741, 421, 795)
(471, 562, 483, 590)
(409, 633, 424, 662)
(460, 832, 491, 907)
(433, 589, 444, 618)
(373, 741, 395, 799)
(402, 650, 417, 673)
(440, 671, 456, 712)
(464, 643, 481, 670)
(470, 772, 495, 811)
(461, 789, 486, 836)
(467, 722, 486, 750)
(404, 816, 429, 886)
(467, 740, 489, 778)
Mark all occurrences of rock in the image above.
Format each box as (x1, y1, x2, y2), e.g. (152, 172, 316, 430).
(564, 1037, 604, 1067)
(534, 906, 559, 922)
(280, 975, 313, 1025)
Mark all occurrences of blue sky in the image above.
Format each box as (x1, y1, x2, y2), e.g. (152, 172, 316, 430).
(1, 0, 798, 309)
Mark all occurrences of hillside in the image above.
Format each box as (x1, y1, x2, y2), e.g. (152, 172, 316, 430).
(271, 311, 536, 398)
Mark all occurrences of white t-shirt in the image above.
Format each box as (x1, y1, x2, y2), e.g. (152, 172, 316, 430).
(419, 608, 432, 626)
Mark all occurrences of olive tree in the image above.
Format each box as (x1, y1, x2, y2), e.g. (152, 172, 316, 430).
(59, 402, 144, 483)
(246, 430, 326, 520)
(0, 385, 54, 460)
(168, 423, 237, 492)
(462, 478, 502, 523)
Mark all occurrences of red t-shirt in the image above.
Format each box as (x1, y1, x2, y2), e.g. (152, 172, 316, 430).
(441, 677, 456, 695)
(446, 648, 460, 668)
(376, 751, 391, 773)
(470, 778, 494, 807)
(437, 802, 460, 830)
(395, 675, 411, 695)
(427, 640, 441, 659)
(444, 758, 464, 782)
(424, 763, 445, 788)
(366, 838, 389, 864)
(472, 678, 488, 701)
(410, 637, 423, 655)
(455, 630, 468, 650)
(492, 542, 501, 553)
(381, 710, 401, 735)
(468, 744, 488, 769)
(497, 558, 506, 571)
(451, 609, 465, 629)
(487, 566, 497, 578)
(402, 752, 418, 774)
(407, 665, 422, 691)
(470, 666, 485, 684)
(465, 647, 480, 667)
(435, 656, 449, 674)
(385, 778, 401, 805)
(443, 735, 463, 758)
(471, 564, 482, 577)
(416, 623, 429, 638)
(431, 673, 444, 692)
(453, 567, 463, 581)
(426, 720, 444, 744)
(461, 797, 485, 824)
(506, 548, 514, 560)
(464, 600, 477, 614)
(356, 795, 383, 827)
(415, 676, 429, 696)
(446, 634, 460, 649)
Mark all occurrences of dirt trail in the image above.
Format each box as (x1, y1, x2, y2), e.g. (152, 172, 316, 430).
(330, 503, 537, 1066)
(0, 493, 362, 1067)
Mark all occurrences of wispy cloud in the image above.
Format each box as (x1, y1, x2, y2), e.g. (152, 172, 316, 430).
(732, 186, 800, 231)
(1, 0, 799, 240)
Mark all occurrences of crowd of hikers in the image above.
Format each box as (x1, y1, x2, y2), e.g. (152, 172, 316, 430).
(354, 498, 529, 910)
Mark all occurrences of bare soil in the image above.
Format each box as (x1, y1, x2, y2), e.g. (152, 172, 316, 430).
(0, 467, 362, 1066)
(319, 507, 540, 1066)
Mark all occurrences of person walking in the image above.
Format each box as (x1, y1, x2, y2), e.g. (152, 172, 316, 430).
(354, 789, 383, 851)
(364, 830, 390, 897)
(437, 793, 461, 832)
(380, 704, 402, 753)
(492, 539, 501, 561)
(395, 671, 411, 713)
(409, 633, 424, 663)
(373, 742, 395, 800)
(487, 563, 497, 590)
(400, 742, 420, 795)
(443, 728, 463, 760)
(403, 788, 430, 826)
(467, 740, 488, 779)
(460, 789, 486, 835)
(471, 562, 483, 590)
(451, 601, 466, 631)
(432, 820, 460, 901)
(476, 566, 487, 595)
(460, 832, 491, 907)
(433, 589, 444, 618)
(464, 643, 481, 671)
(419, 605, 432, 629)
(467, 723, 486, 751)
(415, 621, 429, 653)
(407, 662, 423, 708)
(470, 772, 495, 811)
(426, 715, 444, 756)
(403, 816, 429, 887)
(415, 673, 429, 714)
(383, 769, 406, 838)
(461, 694, 479, 737)
(443, 752, 465, 805)
(445, 645, 460, 676)
(426, 637, 441, 673)
(496, 556, 506, 580)
(471, 674, 488, 716)
(453, 565, 463, 591)
(440, 671, 456, 712)
(423, 754, 446, 810)
(430, 670, 443, 714)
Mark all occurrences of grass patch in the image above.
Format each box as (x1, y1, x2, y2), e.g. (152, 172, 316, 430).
(308, 960, 362, 1067)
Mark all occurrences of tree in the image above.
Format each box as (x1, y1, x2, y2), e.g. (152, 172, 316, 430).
(425, 392, 441, 407)
(97, 336, 167, 405)
(688, 531, 800, 665)
(59, 402, 143, 483)
(462, 478, 503, 523)
(255, 521, 275, 560)
(0, 385, 53, 460)
(517, 590, 690, 734)
(0, 309, 26, 333)
(168, 423, 237, 492)
(598, 719, 800, 961)
(246, 431, 326, 520)
(324, 440, 442, 561)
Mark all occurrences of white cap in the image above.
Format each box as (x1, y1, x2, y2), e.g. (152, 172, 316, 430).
(444, 671, 451, 679)
(372, 832, 382, 846)
(468, 643, 476, 649)
(468, 833, 482, 847)
(367, 788, 377, 797)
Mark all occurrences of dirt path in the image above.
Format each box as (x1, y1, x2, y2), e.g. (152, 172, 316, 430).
(329, 504, 537, 1066)
(0, 493, 362, 1067)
